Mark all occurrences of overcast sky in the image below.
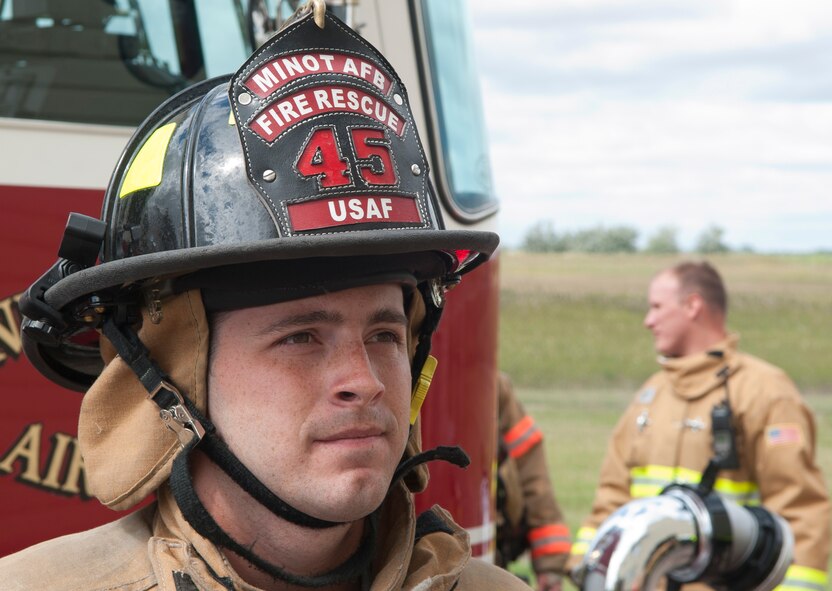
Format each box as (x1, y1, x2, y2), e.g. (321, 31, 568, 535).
(468, 0, 832, 252)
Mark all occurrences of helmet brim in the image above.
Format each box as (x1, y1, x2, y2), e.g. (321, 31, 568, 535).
(45, 229, 498, 311)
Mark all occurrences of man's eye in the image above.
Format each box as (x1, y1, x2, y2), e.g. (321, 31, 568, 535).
(279, 332, 313, 345)
(371, 330, 402, 344)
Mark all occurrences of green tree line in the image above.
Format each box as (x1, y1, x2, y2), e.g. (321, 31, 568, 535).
(523, 222, 731, 254)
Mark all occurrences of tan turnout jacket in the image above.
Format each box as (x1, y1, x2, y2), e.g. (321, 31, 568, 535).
(569, 335, 830, 591)
(497, 373, 571, 576)
(1, 482, 531, 591)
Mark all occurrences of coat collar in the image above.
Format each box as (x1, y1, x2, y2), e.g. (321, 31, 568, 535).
(148, 480, 470, 590)
(658, 334, 742, 399)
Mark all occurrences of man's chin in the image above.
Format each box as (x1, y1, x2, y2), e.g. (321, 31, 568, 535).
(298, 472, 391, 522)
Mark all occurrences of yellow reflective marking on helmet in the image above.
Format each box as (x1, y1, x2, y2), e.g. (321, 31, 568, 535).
(410, 355, 437, 425)
(119, 122, 177, 198)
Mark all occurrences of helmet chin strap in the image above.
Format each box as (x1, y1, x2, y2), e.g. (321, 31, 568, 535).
(102, 318, 343, 529)
(103, 318, 378, 587)
(101, 315, 470, 587)
(169, 438, 380, 588)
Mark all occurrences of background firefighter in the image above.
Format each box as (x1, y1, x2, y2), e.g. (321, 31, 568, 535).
(496, 372, 571, 591)
(568, 261, 830, 591)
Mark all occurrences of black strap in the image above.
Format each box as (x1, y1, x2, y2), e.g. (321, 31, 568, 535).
(174, 571, 235, 591)
(410, 283, 444, 390)
(103, 317, 341, 529)
(103, 316, 466, 588)
(170, 441, 377, 588)
(102, 318, 174, 403)
(199, 426, 342, 529)
(173, 572, 199, 591)
(415, 508, 455, 541)
(391, 445, 469, 488)
(413, 508, 462, 591)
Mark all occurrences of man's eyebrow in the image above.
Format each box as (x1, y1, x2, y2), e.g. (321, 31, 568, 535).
(255, 310, 343, 337)
(254, 307, 406, 336)
(370, 308, 408, 326)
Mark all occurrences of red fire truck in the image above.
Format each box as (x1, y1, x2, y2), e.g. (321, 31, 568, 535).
(0, 0, 499, 559)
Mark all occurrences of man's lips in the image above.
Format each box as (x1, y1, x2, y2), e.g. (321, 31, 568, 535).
(315, 427, 386, 444)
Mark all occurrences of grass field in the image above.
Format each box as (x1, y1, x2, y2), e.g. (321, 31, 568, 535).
(497, 252, 832, 587)
(499, 251, 832, 389)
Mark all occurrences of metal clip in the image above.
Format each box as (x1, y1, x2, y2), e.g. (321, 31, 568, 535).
(428, 278, 446, 308)
(145, 288, 163, 324)
(297, 0, 326, 29)
(636, 410, 650, 432)
(151, 381, 205, 446)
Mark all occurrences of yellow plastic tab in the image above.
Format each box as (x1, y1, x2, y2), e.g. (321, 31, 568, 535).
(410, 355, 438, 425)
(119, 122, 177, 198)
(228, 109, 236, 126)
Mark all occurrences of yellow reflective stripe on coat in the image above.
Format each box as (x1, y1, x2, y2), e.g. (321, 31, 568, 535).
(773, 565, 828, 591)
(630, 465, 760, 505)
(570, 526, 597, 556)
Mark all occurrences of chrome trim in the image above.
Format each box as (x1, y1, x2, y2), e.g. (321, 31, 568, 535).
(574, 493, 700, 590)
(573, 487, 794, 591)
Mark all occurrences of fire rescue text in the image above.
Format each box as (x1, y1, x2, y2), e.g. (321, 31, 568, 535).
(251, 85, 404, 141)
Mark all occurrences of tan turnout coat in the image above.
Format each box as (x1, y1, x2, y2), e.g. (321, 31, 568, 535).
(568, 335, 830, 591)
(0, 482, 531, 591)
(497, 373, 571, 576)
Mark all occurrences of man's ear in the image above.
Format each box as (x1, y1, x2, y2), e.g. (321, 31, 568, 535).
(684, 292, 705, 319)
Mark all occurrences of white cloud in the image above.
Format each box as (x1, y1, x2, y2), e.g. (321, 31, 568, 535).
(469, 0, 832, 251)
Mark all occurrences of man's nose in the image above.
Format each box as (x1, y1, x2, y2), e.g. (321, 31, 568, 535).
(330, 343, 385, 405)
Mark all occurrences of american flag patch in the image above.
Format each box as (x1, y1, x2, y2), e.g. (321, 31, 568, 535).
(766, 424, 802, 447)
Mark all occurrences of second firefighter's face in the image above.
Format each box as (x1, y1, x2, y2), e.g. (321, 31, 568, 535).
(206, 284, 412, 522)
(643, 271, 695, 357)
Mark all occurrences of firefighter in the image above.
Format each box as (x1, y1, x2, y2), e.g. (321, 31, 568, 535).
(1, 5, 530, 590)
(568, 261, 830, 591)
(496, 373, 571, 591)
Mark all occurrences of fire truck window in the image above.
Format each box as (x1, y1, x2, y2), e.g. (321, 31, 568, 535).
(0, 0, 249, 127)
(421, 0, 498, 219)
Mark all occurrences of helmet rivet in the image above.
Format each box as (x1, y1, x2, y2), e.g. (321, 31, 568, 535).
(411, 164, 421, 176)
(239, 92, 252, 105)
(393, 93, 403, 106)
(262, 169, 277, 182)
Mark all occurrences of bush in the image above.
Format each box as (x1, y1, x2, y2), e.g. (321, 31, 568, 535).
(695, 225, 730, 253)
(569, 225, 638, 253)
(522, 222, 638, 253)
(645, 226, 680, 254)
(522, 221, 567, 253)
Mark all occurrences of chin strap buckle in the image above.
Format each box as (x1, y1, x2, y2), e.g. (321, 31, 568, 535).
(151, 380, 206, 446)
(102, 317, 206, 449)
(410, 355, 438, 425)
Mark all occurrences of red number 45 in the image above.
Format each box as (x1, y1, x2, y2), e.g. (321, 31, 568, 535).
(296, 127, 398, 189)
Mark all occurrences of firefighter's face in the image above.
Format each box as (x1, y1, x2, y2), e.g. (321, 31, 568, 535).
(203, 284, 412, 523)
(643, 271, 695, 357)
